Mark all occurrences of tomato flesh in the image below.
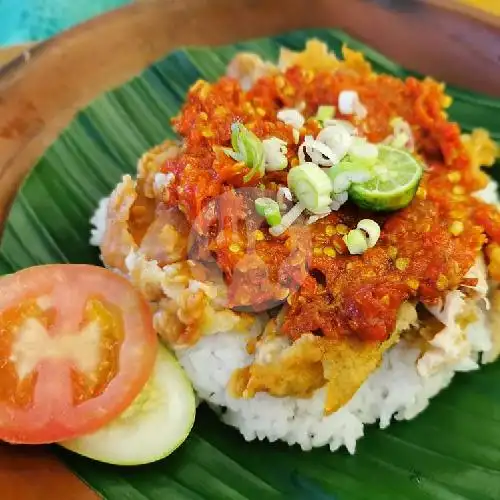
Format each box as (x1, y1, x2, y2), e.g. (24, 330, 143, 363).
(0, 264, 157, 444)
(69, 298, 124, 405)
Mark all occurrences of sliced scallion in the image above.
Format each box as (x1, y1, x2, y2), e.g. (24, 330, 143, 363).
(224, 122, 265, 182)
(263, 137, 288, 171)
(287, 162, 332, 213)
(269, 202, 305, 236)
(331, 191, 348, 211)
(298, 136, 339, 167)
(349, 138, 378, 162)
(316, 124, 354, 164)
(277, 108, 305, 129)
(328, 164, 373, 194)
(314, 105, 335, 124)
(343, 229, 369, 255)
(356, 219, 381, 248)
(277, 186, 293, 209)
(338, 90, 367, 119)
(255, 198, 282, 226)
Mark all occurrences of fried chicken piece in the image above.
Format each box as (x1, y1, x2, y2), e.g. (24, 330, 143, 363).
(278, 39, 340, 72)
(230, 333, 325, 399)
(137, 139, 181, 199)
(226, 53, 278, 91)
(230, 302, 418, 414)
(322, 301, 417, 413)
(461, 128, 499, 187)
(139, 207, 190, 267)
(100, 175, 138, 272)
(462, 128, 499, 170)
(100, 173, 190, 272)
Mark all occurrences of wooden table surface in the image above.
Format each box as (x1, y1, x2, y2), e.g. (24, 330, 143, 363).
(0, 0, 499, 499)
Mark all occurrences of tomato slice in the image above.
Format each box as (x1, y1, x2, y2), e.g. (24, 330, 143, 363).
(0, 264, 157, 444)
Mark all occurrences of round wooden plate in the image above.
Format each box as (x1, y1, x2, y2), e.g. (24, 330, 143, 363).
(0, 0, 499, 498)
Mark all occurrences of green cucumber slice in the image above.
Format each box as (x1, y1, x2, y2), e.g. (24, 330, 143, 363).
(60, 344, 195, 465)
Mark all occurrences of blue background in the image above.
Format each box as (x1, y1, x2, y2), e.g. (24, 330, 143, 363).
(0, 0, 131, 45)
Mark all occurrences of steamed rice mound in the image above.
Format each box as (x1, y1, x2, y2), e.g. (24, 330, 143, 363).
(91, 40, 500, 453)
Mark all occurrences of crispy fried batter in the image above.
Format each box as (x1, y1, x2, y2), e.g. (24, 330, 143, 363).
(323, 301, 417, 413)
(139, 207, 190, 267)
(230, 334, 325, 399)
(462, 129, 499, 171)
(101, 172, 190, 272)
(100, 175, 138, 272)
(278, 39, 340, 72)
(137, 139, 181, 199)
(230, 302, 418, 413)
(124, 252, 255, 346)
(226, 53, 278, 90)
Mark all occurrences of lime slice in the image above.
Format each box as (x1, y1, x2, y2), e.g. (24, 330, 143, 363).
(348, 145, 423, 211)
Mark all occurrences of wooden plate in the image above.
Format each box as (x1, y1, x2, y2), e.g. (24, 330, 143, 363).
(0, 0, 499, 498)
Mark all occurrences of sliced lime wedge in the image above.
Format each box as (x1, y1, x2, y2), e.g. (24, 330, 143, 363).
(348, 145, 423, 211)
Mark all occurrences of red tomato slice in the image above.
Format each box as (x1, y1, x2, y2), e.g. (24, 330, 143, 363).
(0, 264, 157, 444)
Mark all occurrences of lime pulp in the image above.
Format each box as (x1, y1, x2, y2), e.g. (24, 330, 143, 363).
(348, 145, 423, 211)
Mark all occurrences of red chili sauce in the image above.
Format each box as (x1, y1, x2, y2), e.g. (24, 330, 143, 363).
(160, 63, 499, 342)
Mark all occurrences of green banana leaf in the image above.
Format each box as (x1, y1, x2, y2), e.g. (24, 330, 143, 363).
(2, 28, 500, 500)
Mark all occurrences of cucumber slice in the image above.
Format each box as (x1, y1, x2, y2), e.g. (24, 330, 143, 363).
(60, 344, 195, 465)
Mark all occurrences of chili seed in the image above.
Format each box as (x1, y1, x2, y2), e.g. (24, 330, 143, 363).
(436, 274, 449, 291)
(395, 257, 410, 271)
(449, 221, 464, 236)
(324, 247, 336, 257)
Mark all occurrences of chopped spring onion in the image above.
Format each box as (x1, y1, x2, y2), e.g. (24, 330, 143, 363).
(349, 137, 378, 161)
(392, 133, 410, 150)
(331, 191, 348, 211)
(225, 122, 265, 182)
(328, 165, 373, 194)
(307, 212, 330, 225)
(298, 136, 339, 167)
(263, 137, 288, 171)
(356, 219, 381, 248)
(323, 119, 357, 134)
(338, 90, 367, 119)
(317, 124, 354, 163)
(255, 198, 282, 226)
(269, 202, 305, 236)
(343, 229, 369, 255)
(292, 128, 300, 144)
(277, 108, 305, 129)
(288, 162, 332, 213)
(384, 117, 415, 151)
(327, 140, 378, 194)
(277, 186, 293, 209)
(255, 197, 278, 217)
(314, 105, 335, 124)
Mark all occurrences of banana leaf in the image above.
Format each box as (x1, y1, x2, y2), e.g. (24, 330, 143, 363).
(2, 28, 500, 500)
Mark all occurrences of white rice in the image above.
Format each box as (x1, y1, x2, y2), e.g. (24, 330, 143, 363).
(90, 181, 499, 453)
(89, 196, 109, 247)
(174, 310, 488, 453)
